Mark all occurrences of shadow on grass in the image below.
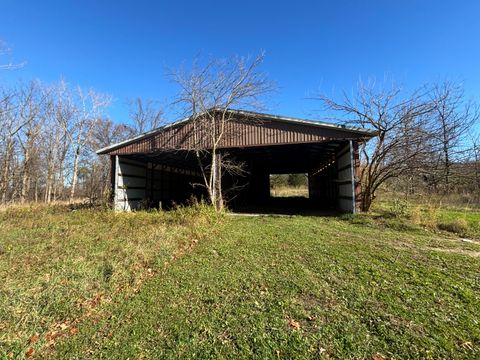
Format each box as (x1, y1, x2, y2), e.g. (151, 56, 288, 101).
(231, 197, 340, 217)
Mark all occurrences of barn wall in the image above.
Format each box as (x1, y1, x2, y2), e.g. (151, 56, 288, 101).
(108, 117, 368, 155)
(308, 163, 337, 209)
(146, 164, 204, 209)
(114, 157, 147, 211)
(336, 141, 356, 213)
(113, 156, 204, 211)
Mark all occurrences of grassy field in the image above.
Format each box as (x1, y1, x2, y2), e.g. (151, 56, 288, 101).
(270, 186, 309, 198)
(1, 202, 479, 358)
(0, 204, 220, 358)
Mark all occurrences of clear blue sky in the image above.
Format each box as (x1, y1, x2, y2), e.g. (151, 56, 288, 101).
(1, 0, 480, 124)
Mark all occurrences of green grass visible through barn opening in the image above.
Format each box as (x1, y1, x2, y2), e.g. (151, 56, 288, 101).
(269, 173, 309, 198)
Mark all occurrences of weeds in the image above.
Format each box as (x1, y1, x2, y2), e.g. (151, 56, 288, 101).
(1, 200, 479, 358)
(372, 195, 479, 239)
(390, 198, 409, 217)
(53, 212, 480, 358)
(0, 203, 219, 358)
(438, 219, 469, 237)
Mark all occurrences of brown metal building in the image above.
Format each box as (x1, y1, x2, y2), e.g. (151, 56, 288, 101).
(97, 109, 376, 213)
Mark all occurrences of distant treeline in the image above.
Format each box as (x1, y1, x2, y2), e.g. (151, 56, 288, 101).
(0, 80, 161, 204)
(270, 174, 308, 188)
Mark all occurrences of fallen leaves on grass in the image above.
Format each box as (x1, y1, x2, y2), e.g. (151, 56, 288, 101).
(288, 318, 301, 330)
(25, 347, 35, 358)
(28, 333, 40, 345)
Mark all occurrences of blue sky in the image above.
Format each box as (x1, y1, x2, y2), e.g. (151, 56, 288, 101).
(1, 0, 480, 124)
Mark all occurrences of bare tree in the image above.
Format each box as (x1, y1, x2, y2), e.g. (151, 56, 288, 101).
(0, 78, 121, 205)
(55, 81, 111, 202)
(168, 54, 275, 210)
(88, 118, 133, 202)
(469, 133, 480, 192)
(127, 97, 163, 135)
(429, 81, 479, 193)
(16, 81, 47, 202)
(316, 81, 435, 211)
(0, 87, 18, 203)
(40, 84, 70, 202)
(0, 84, 42, 203)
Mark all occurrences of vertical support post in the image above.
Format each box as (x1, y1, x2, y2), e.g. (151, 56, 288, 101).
(114, 155, 119, 210)
(109, 155, 115, 204)
(349, 140, 356, 214)
(352, 141, 361, 212)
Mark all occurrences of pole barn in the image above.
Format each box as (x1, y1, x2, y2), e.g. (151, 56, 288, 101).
(97, 109, 376, 213)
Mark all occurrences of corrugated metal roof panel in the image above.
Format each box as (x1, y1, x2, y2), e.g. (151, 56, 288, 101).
(97, 108, 377, 155)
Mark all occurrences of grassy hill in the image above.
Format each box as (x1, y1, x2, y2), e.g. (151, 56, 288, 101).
(0, 203, 479, 358)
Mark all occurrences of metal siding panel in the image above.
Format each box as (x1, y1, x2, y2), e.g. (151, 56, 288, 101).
(115, 157, 147, 211)
(336, 143, 354, 213)
(106, 114, 369, 155)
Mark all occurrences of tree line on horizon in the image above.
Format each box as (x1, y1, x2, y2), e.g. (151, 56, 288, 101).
(0, 54, 479, 210)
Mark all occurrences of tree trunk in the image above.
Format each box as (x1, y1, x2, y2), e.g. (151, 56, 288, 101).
(360, 185, 373, 212)
(45, 150, 54, 203)
(0, 139, 13, 203)
(207, 151, 224, 211)
(441, 118, 451, 194)
(70, 146, 80, 203)
(443, 144, 450, 194)
(20, 138, 31, 203)
(213, 153, 223, 211)
(34, 180, 38, 202)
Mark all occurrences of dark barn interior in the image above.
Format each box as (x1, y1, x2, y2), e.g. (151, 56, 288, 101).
(98, 109, 376, 213)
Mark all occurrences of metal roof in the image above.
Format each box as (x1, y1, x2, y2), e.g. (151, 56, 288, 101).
(97, 108, 377, 155)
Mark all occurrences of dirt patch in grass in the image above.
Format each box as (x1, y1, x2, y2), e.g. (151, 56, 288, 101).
(428, 247, 480, 257)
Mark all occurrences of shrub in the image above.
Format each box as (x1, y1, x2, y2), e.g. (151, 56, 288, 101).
(421, 204, 439, 229)
(409, 206, 422, 224)
(390, 198, 409, 217)
(437, 218, 469, 236)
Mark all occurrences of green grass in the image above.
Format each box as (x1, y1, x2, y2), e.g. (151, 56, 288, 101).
(270, 186, 309, 198)
(372, 194, 480, 239)
(1, 204, 479, 358)
(0, 203, 220, 358)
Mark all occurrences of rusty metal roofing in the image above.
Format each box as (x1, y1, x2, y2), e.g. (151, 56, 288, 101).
(97, 108, 377, 155)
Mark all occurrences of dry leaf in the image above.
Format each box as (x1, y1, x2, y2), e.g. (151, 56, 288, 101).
(28, 333, 40, 344)
(69, 327, 79, 335)
(373, 354, 385, 360)
(288, 318, 301, 330)
(46, 331, 61, 342)
(25, 348, 35, 358)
